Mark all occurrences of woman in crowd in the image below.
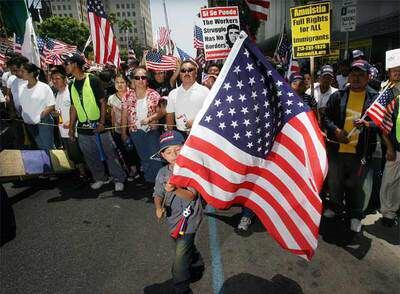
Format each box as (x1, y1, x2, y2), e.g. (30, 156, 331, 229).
(108, 73, 140, 181)
(121, 66, 165, 185)
(19, 63, 55, 150)
(51, 66, 86, 178)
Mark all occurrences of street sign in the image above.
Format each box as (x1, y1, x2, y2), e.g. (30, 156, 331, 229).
(341, 0, 357, 32)
(290, 2, 331, 58)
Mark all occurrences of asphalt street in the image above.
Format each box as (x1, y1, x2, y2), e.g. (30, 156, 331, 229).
(1, 177, 399, 294)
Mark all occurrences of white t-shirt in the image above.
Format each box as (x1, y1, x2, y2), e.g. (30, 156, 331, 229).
(2, 71, 11, 88)
(10, 77, 27, 114)
(55, 87, 72, 138)
(136, 98, 149, 131)
(306, 83, 338, 109)
(166, 82, 209, 131)
(108, 94, 123, 133)
(19, 81, 55, 124)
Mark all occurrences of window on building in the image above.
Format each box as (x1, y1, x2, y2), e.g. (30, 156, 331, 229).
(70, 13, 73, 17)
(68, 5, 71, 10)
(58, 5, 61, 10)
(63, 5, 66, 10)
(117, 12, 120, 17)
(127, 4, 130, 9)
(120, 37, 123, 42)
(122, 12, 125, 17)
(121, 4, 125, 9)
(134, 28, 137, 33)
(116, 4, 119, 9)
(127, 11, 130, 17)
(132, 12, 135, 17)
(129, 29, 132, 33)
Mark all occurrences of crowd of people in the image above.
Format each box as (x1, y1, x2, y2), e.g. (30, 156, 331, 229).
(1, 47, 399, 294)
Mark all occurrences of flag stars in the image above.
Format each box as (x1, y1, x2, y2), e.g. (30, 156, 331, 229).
(298, 102, 304, 108)
(260, 76, 265, 83)
(226, 95, 234, 103)
(257, 128, 261, 134)
(241, 107, 249, 115)
(243, 49, 249, 57)
(216, 110, 224, 118)
(276, 80, 283, 87)
(277, 91, 282, 96)
(248, 77, 255, 86)
(246, 63, 254, 71)
(243, 119, 250, 126)
(285, 109, 292, 115)
(204, 115, 212, 123)
(231, 121, 238, 128)
(253, 104, 260, 112)
(236, 80, 244, 89)
(223, 83, 231, 90)
(264, 101, 269, 108)
(251, 91, 257, 99)
(219, 122, 226, 130)
(287, 92, 294, 97)
(286, 100, 293, 106)
(267, 70, 272, 76)
(247, 142, 254, 149)
(239, 94, 246, 102)
(228, 108, 236, 116)
(214, 99, 221, 107)
(255, 116, 260, 123)
(245, 131, 252, 138)
(264, 112, 270, 119)
(233, 66, 241, 74)
(262, 89, 268, 96)
(233, 133, 240, 140)
(257, 138, 262, 144)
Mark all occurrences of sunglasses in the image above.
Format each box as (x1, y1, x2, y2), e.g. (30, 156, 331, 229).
(133, 76, 148, 80)
(180, 68, 195, 73)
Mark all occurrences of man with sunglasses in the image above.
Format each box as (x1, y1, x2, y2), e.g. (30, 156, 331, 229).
(166, 60, 209, 137)
(64, 54, 126, 192)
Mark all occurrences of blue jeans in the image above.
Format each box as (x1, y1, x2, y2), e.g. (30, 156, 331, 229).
(129, 129, 163, 183)
(26, 115, 55, 150)
(172, 233, 203, 294)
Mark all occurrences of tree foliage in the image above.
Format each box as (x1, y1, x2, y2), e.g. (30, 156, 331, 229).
(37, 16, 89, 51)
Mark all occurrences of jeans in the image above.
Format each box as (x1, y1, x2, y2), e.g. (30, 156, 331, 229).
(78, 132, 126, 183)
(129, 129, 163, 183)
(172, 233, 203, 294)
(25, 115, 55, 150)
(327, 152, 366, 220)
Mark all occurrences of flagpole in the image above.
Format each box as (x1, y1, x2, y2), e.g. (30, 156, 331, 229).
(82, 35, 91, 53)
(162, 0, 172, 54)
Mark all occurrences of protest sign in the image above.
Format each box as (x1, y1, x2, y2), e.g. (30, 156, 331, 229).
(200, 6, 240, 61)
(290, 2, 330, 58)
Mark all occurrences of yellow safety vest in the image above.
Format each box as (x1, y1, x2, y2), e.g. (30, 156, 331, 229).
(70, 74, 100, 122)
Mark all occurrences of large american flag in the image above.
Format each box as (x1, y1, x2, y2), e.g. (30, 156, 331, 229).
(245, 0, 270, 21)
(193, 25, 204, 49)
(13, 36, 23, 54)
(87, 0, 120, 67)
(145, 50, 176, 72)
(366, 86, 397, 134)
(37, 37, 77, 66)
(170, 33, 327, 260)
(157, 26, 171, 48)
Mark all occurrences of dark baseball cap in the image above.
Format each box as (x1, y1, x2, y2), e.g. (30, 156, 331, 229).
(351, 60, 370, 72)
(62, 53, 86, 67)
(320, 65, 334, 77)
(289, 72, 303, 83)
(151, 130, 185, 161)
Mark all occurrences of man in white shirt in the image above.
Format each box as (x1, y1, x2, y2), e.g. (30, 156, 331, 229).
(306, 65, 338, 109)
(166, 60, 209, 136)
(336, 60, 350, 90)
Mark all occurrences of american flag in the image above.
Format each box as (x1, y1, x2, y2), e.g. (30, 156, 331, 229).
(245, 0, 270, 21)
(87, 0, 120, 67)
(286, 54, 300, 79)
(13, 36, 23, 54)
(195, 48, 206, 69)
(366, 86, 396, 134)
(0, 38, 13, 54)
(193, 25, 204, 49)
(170, 33, 327, 260)
(274, 31, 291, 66)
(157, 26, 171, 48)
(177, 47, 194, 62)
(37, 37, 77, 66)
(145, 50, 176, 72)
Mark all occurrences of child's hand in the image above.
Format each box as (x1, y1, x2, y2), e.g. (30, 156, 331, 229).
(156, 207, 165, 220)
(165, 181, 176, 192)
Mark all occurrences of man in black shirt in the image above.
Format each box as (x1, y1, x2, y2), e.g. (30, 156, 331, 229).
(64, 54, 126, 191)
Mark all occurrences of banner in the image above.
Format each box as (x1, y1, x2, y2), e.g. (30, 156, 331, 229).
(200, 6, 240, 61)
(290, 2, 330, 58)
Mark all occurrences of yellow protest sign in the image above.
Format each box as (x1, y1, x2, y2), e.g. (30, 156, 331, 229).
(290, 2, 330, 58)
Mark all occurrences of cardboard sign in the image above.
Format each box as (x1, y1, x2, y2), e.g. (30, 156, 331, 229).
(49, 150, 74, 172)
(290, 2, 331, 58)
(386, 48, 400, 70)
(200, 6, 240, 61)
(21, 150, 52, 175)
(0, 150, 25, 177)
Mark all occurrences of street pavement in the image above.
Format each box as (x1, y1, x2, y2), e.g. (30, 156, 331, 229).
(1, 177, 399, 294)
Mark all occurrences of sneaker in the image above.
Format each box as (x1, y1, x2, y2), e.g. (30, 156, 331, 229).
(323, 208, 336, 218)
(90, 179, 111, 190)
(350, 218, 362, 232)
(237, 216, 252, 231)
(114, 182, 124, 192)
(127, 176, 134, 182)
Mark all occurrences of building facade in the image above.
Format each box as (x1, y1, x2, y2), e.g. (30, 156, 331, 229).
(49, 0, 152, 49)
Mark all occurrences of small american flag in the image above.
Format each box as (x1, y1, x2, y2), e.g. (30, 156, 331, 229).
(0, 38, 13, 54)
(170, 32, 327, 260)
(195, 48, 206, 69)
(274, 31, 291, 66)
(193, 25, 204, 49)
(177, 47, 194, 62)
(87, 0, 120, 67)
(366, 86, 397, 134)
(157, 26, 171, 48)
(245, 0, 270, 21)
(13, 36, 23, 54)
(145, 50, 176, 72)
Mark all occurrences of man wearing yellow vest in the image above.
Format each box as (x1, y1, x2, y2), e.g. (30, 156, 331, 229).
(380, 49, 400, 227)
(323, 60, 378, 233)
(64, 54, 126, 192)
